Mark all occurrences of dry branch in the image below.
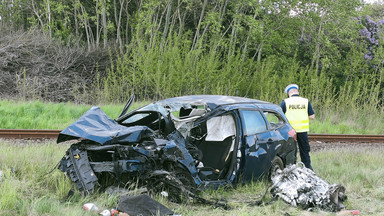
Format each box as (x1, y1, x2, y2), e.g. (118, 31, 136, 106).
(0, 29, 110, 103)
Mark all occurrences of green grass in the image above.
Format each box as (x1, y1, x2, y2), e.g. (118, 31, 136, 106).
(0, 99, 383, 134)
(0, 140, 383, 215)
(0, 100, 149, 130)
(310, 109, 384, 134)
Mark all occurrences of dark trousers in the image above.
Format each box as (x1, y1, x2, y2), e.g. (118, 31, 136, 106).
(297, 132, 312, 170)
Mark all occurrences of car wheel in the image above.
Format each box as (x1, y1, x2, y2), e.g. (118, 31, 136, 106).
(268, 156, 284, 181)
(146, 170, 192, 203)
(174, 168, 196, 192)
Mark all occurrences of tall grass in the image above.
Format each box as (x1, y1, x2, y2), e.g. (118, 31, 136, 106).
(0, 99, 382, 134)
(312, 147, 384, 216)
(95, 31, 383, 135)
(0, 100, 149, 130)
(0, 140, 383, 215)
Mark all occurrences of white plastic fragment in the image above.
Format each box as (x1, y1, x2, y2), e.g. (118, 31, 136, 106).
(100, 209, 111, 216)
(83, 203, 99, 211)
(161, 191, 169, 197)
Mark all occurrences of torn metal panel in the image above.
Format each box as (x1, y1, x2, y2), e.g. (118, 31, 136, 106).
(59, 146, 99, 194)
(156, 95, 267, 110)
(57, 106, 154, 145)
(116, 94, 135, 120)
(270, 163, 347, 211)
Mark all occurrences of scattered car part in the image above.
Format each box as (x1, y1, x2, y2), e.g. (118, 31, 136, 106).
(99, 209, 111, 216)
(83, 203, 99, 211)
(117, 194, 174, 216)
(270, 162, 347, 212)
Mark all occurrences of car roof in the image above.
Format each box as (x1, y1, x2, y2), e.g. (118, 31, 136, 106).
(156, 95, 272, 110)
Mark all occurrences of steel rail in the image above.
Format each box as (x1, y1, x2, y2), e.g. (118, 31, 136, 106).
(0, 129, 61, 139)
(0, 129, 383, 143)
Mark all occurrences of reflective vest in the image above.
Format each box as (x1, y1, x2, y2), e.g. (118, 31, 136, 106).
(284, 96, 309, 132)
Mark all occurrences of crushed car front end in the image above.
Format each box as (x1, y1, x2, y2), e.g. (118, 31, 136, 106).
(57, 106, 201, 198)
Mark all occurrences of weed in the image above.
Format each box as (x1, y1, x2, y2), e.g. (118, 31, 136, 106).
(0, 141, 382, 215)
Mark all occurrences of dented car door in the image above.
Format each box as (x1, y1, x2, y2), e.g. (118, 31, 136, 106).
(239, 110, 279, 181)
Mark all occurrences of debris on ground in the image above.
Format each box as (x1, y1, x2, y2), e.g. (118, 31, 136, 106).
(105, 186, 148, 196)
(110, 209, 119, 216)
(117, 194, 174, 216)
(337, 209, 360, 215)
(99, 209, 111, 216)
(83, 203, 99, 211)
(270, 162, 347, 212)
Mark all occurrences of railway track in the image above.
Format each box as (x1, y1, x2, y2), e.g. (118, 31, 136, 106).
(0, 129, 383, 143)
(0, 129, 61, 139)
(308, 134, 384, 143)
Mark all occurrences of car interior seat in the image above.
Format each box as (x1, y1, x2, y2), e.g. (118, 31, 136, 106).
(198, 136, 234, 171)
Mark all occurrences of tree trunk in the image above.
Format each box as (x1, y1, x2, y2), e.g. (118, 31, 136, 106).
(80, 5, 91, 51)
(96, 1, 100, 48)
(310, 17, 324, 72)
(114, 0, 126, 50)
(192, 0, 208, 50)
(161, 0, 173, 48)
(31, 0, 45, 30)
(102, 0, 108, 48)
(177, 0, 187, 37)
(73, 0, 79, 37)
(124, 1, 130, 45)
(46, 0, 52, 39)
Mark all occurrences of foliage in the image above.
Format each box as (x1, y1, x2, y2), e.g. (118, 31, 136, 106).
(0, 0, 383, 125)
(358, 14, 384, 75)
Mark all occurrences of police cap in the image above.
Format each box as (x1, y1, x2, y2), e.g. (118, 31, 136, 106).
(284, 84, 299, 93)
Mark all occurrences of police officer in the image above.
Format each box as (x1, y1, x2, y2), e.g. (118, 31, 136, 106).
(280, 84, 315, 170)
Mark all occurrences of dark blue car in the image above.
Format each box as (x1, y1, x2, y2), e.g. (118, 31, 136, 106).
(58, 95, 297, 198)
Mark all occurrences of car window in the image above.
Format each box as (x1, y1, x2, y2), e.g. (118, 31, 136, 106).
(122, 113, 151, 124)
(120, 111, 161, 128)
(240, 110, 267, 135)
(263, 111, 285, 129)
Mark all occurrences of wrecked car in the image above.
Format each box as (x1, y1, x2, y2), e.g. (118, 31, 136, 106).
(57, 95, 297, 198)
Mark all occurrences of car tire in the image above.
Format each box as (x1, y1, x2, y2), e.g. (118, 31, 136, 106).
(174, 168, 196, 192)
(268, 156, 284, 181)
(147, 170, 191, 203)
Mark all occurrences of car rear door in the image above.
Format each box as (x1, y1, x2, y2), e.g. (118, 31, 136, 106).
(239, 110, 280, 181)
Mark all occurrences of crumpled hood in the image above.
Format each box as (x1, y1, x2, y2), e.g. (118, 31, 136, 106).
(57, 106, 154, 145)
